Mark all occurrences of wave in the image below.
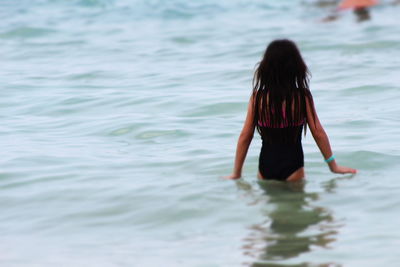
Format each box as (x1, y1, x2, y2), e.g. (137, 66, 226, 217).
(6, 0, 291, 20)
(0, 27, 56, 39)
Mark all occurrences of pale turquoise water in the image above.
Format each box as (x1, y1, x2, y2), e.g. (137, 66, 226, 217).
(1, 0, 400, 266)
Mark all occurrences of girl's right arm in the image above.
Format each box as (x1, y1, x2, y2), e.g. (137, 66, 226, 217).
(225, 94, 256, 179)
(306, 96, 357, 174)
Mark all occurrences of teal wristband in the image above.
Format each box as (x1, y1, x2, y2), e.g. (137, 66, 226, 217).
(325, 155, 335, 163)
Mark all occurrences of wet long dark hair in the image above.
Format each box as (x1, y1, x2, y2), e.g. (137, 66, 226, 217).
(253, 39, 315, 142)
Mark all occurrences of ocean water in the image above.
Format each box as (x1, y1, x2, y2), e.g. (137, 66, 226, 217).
(1, 0, 400, 266)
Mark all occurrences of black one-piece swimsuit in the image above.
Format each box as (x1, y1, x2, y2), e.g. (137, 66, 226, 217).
(258, 124, 304, 181)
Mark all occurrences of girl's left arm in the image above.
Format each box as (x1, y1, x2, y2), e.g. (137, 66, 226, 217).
(225, 94, 256, 179)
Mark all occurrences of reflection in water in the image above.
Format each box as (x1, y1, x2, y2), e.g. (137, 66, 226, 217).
(236, 179, 342, 266)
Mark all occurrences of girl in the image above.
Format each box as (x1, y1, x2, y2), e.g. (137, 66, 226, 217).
(227, 39, 356, 181)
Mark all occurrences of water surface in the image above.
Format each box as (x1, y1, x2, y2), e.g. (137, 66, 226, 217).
(1, 0, 400, 266)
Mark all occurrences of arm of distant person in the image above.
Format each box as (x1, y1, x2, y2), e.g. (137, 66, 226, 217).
(306, 95, 357, 174)
(225, 95, 256, 179)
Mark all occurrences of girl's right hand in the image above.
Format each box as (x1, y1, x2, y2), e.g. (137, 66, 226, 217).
(223, 174, 241, 180)
(329, 163, 357, 174)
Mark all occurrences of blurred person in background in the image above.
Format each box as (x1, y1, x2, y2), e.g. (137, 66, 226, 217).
(340, 0, 378, 22)
(321, 0, 379, 22)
